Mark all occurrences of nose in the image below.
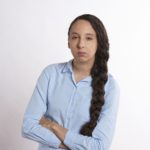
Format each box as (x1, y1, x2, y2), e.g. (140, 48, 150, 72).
(77, 38, 85, 49)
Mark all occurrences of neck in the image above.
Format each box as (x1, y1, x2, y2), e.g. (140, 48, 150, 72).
(72, 59, 94, 75)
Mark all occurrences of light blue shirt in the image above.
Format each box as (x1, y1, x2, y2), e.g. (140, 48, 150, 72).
(22, 59, 120, 150)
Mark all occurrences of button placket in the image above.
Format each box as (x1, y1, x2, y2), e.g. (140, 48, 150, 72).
(64, 86, 77, 127)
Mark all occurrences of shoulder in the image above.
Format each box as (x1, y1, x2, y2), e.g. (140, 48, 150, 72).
(105, 73, 120, 92)
(104, 73, 120, 104)
(102, 74, 120, 114)
(41, 61, 67, 78)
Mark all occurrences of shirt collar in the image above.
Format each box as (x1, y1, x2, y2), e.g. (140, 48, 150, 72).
(62, 59, 73, 73)
(62, 59, 92, 83)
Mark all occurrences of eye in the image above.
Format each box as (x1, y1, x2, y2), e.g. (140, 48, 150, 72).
(71, 36, 78, 40)
(86, 37, 93, 40)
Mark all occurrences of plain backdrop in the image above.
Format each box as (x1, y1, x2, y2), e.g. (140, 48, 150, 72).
(0, 0, 150, 150)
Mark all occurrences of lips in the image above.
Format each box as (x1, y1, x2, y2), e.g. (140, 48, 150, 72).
(78, 52, 86, 56)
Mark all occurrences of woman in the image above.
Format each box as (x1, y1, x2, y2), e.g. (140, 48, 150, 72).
(22, 14, 120, 150)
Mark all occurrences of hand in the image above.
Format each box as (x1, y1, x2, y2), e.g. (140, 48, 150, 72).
(39, 116, 55, 130)
(39, 117, 68, 140)
(39, 116, 69, 149)
(59, 143, 69, 149)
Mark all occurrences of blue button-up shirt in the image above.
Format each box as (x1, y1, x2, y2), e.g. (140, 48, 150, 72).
(22, 59, 120, 150)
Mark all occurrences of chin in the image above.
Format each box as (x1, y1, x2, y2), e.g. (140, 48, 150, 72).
(76, 58, 91, 64)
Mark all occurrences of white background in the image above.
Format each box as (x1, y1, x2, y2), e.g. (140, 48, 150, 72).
(0, 0, 150, 150)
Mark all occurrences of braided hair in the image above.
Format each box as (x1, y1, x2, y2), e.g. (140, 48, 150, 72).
(68, 14, 109, 136)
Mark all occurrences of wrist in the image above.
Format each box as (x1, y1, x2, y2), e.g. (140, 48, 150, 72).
(51, 122, 58, 132)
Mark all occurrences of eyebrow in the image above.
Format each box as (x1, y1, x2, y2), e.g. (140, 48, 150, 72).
(70, 32, 95, 37)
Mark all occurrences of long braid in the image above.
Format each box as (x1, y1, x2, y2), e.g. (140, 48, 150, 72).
(80, 49, 109, 136)
(68, 14, 109, 136)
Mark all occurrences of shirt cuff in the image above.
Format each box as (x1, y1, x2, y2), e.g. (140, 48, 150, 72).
(63, 131, 77, 149)
(44, 128, 61, 148)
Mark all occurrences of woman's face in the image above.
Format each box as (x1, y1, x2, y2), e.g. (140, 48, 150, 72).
(68, 19, 97, 64)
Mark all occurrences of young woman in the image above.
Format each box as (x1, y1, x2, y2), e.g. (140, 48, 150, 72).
(22, 14, 120, 150)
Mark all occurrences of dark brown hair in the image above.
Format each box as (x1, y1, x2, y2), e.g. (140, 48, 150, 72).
(68, 14, 109, 136)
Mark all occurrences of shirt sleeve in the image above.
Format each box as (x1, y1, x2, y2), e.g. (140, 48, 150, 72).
(63, 77, 120, 150)
(21, 67, 61, 148)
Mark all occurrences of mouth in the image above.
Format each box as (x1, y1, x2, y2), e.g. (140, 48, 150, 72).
(77, 52, 86, 56)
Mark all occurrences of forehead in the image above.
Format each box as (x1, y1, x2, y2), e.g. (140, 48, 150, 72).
(69, 19, 96, 35)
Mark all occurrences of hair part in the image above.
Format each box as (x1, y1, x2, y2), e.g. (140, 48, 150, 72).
(68, 14, 109, 136)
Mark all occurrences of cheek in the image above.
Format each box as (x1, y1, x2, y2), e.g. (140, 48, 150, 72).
(90, 50, 97, 57)
(68, 42, 76, 49)
(70, 48, 76, 56)
(69, 43, 78, 53)
(89, 45, 97, 54)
